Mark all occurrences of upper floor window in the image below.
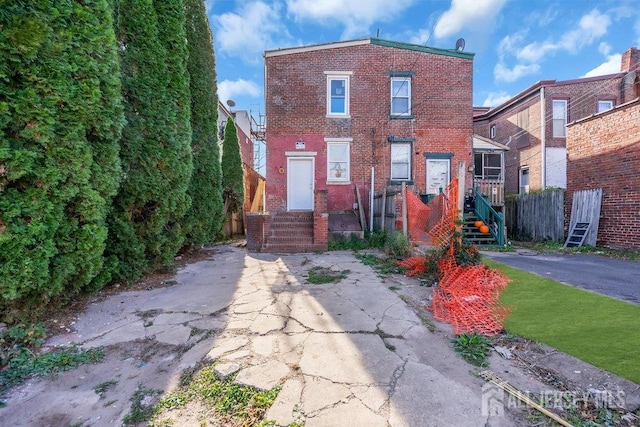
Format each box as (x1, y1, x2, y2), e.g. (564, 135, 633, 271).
(326, 139, 351, 183)
(597, 100, 613, 113)
(325, 72, 352, 117)
(490, 125, 496, 139)
(391, 77, 411, 116)
(552, 99, 567, 138)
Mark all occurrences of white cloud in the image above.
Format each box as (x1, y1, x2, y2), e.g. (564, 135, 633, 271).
(557, 9, 610, 53)
(286, 0, 417, 39)
(494, 9, 612, 84)
(433, 0, 507, 39)
(494, 62, 540, 83)
(582, 54, 622, 78)
(213, 2, 291, 64)
(482, 91, 511, 108)
(218, 79, 261, 105)
(598, 42, 611, 56)
(408, 29, 432, 46)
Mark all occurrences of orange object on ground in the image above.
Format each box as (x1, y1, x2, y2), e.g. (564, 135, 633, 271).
(479, 225, 490, 234)
(474, 220, 484, 228)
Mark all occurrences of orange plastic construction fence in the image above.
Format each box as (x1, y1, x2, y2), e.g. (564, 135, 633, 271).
(403, 177, 510, 335)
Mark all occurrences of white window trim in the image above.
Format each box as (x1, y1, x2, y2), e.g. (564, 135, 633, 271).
(390, 143, 412, 181)
(326, 139, 351, 184)
(490, 125, 496, 139)
(325, 71, 352, 118)
(390, 76, 411, 116)
(552, 99, 567, 138)
(597, 100, 613, 113)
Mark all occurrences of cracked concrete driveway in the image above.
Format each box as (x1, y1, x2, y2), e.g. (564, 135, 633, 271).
(0, 244, 524, 426)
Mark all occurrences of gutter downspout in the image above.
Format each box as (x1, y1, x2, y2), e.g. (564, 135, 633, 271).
(540, 87, 546, 190)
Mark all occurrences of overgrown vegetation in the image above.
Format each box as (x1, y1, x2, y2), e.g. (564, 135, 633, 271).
(107, 0, 192, 281)
(452, 333, 493, 367)
(355, 253, 407, 276)
(221, 117, 244, 215)
(329, 231, 411, 258)
(306, 266, 350, 284)
(509, 240, 640, 261)
(0, 0, 125, 317)
(124, 387, 163, 426)
(0, 323, 104, 392)
(152, 365, 280, 426)
(182, 0, 224, 245)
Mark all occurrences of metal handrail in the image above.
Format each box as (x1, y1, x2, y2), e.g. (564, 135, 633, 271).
(474, 187, 505, 246)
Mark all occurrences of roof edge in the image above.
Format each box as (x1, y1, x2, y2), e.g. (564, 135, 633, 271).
(264, 37, 475, 60)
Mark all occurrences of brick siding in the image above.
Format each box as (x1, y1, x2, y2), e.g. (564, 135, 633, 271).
(265, 41, 473, 213)
(566, 100, 640, 249)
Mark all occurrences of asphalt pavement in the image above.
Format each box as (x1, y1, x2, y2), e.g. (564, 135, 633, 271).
(481, 250, 640, 305)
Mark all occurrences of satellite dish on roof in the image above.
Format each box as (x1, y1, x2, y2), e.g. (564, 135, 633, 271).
(455, 38, 465, 52)
(226, 99, 236, 107)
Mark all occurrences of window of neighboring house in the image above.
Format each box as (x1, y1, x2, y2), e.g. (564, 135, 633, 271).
(519, 167, 530, 195)
(552, 99, 567, 138)
(326, 72, 351, 116)
(597, 100, 613, 113)
(474, 152, 502, 179)
(391, 143, 411, 180)
(390, 77, 411, 116)
(490, 125, 496, 139)
(326, 140, 350, 182)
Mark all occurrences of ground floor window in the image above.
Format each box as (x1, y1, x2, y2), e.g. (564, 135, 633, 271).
(391, 143, 411, 181)
(326, 140, 350, 182)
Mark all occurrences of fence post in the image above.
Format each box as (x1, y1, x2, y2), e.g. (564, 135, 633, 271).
(402, 182, 408, 237)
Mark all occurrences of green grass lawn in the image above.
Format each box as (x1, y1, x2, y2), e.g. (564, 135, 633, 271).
(483, 258, 640, 385)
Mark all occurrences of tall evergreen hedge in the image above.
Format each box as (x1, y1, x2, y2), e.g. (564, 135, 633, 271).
(221, 117, 244, 214)
(108, 0, 192, 280)
(0, 1, 124, 309)
(183, 0, 224, 245)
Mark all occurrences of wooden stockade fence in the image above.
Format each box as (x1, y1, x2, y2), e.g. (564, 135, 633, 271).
(372, 188, 398, 232)
(505, 189, 564, 242)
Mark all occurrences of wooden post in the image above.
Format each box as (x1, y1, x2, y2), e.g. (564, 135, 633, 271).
(355, 185, 367, 232)
(402, 182, 408, 237)
(381, 187, 387, 232)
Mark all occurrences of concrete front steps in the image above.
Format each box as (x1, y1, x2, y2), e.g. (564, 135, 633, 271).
(264, 211, 326, 253)
(463, 214, 498, 246)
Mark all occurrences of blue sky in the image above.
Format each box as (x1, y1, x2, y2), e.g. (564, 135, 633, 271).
(207, 0, 640, 115)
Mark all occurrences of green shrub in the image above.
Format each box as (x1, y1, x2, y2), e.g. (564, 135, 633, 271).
(107, 0, 192, 280)
(222, 117, 244, 214)
(0, 0, 124, 310)
(384, 231, 412, 259)
(452, 333, 493, 367)
(182, 0, 224, 245)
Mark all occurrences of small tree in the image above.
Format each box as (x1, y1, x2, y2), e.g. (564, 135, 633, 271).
(221, 117, 244, 214)
(182, 0, 224, 245)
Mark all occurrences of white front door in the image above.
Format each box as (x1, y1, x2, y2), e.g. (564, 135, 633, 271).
(287, 157, 314, 210)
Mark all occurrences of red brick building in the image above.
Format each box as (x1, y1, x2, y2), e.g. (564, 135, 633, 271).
(264, 38, 475, 214)
(566, 99, 640, 250)
(473, 47, 640, 196)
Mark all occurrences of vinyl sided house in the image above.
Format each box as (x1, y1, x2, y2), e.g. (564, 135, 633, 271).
(473, 47, 640, 196)
(246, 38, 475, 252)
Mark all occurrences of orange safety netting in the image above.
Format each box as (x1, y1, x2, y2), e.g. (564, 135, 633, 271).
(405, 191, 432, 245)
(403, 177, 510, 335)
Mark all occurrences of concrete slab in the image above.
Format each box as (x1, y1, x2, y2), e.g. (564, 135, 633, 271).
(264, 378, 304, 426)
(234, 359, 290, 391)
(302, 376, 351, 414)
(306, 398, 387, 427)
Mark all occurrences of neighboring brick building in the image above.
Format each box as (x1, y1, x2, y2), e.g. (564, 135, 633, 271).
(263, 38, 474, 215)
(473, 47, 640, 195)
(566, 99, 640, 250)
